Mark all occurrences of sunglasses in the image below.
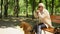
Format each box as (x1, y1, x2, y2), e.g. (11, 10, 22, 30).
(38, 6, 43, 8)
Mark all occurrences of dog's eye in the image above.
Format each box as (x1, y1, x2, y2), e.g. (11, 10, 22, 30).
(20, 25, 22, 28)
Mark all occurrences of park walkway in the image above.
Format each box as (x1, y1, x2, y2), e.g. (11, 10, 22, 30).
(0, 16, 60, 34)
(0, 26, 24, 34)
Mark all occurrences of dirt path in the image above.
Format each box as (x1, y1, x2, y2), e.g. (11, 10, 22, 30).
(0, 17, 60, 34)
(0, 26, 54, 34)
(0, 26, 24, 34)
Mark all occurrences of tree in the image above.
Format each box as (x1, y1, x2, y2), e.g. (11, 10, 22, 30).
(29, 0, 36, 18)
(16, 0, 19, 17)
(0, 0, 3, 18)
(51, 0, 54, 15)
(45, 0, 48, 10)
(24, 0, 28, 17)
(32, 0, 36, 19)
(14, 0, 19, 17)
(55, 0, 60, 15)
(39, 0, 42, 3)
(4, 0, 8, 17)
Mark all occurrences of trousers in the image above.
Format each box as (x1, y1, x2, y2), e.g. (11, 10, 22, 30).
(33, 23, 47, 34)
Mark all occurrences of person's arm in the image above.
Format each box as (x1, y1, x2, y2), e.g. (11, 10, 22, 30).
(38, 11, 47, 19)
(34, 10, 39, 18)
(39, 13, 46, 18)
(38, 10, 53, 28)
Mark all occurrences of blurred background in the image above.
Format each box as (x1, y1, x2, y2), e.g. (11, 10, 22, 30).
(0, 0, 60, 28)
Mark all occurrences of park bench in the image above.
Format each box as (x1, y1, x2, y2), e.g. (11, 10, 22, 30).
(40, 15, 60, 34)
(50, 15, 60, 23)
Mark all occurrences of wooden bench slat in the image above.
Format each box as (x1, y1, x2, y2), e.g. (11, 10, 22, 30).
(50, 15, 60, 23)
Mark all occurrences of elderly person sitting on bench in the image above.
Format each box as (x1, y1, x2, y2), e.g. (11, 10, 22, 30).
(34, 3, 54, 34)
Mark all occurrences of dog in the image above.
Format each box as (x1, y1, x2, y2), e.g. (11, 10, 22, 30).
(54, 27, 60, 34)
(20, 21, 35, 34)
(20, 20, 60, 34)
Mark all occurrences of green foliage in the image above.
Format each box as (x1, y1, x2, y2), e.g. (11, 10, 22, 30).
(0, 0, 60, 16)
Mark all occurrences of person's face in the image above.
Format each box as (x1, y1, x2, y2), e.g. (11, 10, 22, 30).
(38, 6, 43, 11)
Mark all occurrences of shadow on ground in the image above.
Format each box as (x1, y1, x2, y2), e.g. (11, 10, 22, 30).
(0, 16, 60, 28)
(0, 17, 37, 28)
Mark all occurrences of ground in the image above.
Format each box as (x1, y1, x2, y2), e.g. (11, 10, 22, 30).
(0, 26, 24, 34)
(0, 16, 60, 34)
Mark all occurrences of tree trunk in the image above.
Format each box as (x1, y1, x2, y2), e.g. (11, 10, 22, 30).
(25, 0, 28, 17)
(51, 0, 54, 15)
(45, 0, 48, 10)
(32, 0, 36, 19)
(14, 0, 19, 17)
(13, 0, 15, 16)
(0, 0, 3, 18)
(16, 0, 19, 17)
(4, 0, 8, 17)
(39, 0, 42, 3)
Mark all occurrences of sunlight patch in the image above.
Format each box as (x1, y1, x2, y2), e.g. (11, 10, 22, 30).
(0, 26, 24, 34)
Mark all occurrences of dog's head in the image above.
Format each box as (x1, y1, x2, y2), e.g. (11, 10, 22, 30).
(54, 27, 60, 34)
(20, 21, 25, 28)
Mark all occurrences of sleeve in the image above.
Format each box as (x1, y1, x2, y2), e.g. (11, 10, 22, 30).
(38, 11, 47, 19)
(34, 10, 39, 18)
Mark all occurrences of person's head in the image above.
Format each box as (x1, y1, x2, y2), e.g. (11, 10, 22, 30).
(38, 3, 45, 11)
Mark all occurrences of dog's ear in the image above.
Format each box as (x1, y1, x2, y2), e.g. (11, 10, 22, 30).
(19, 20, 24, 28)
(20, 24, 22, 28)
(20, 22, 25, 28)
